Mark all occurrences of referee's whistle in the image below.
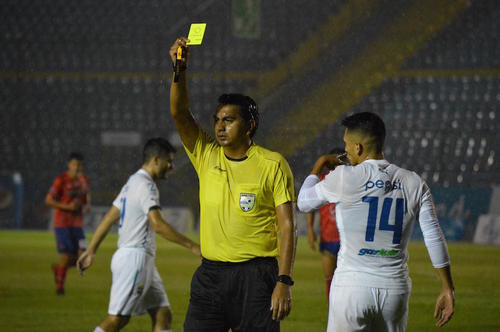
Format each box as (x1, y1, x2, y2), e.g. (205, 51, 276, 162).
(176, 46, 183, 60)
(174, 46, 184, 82)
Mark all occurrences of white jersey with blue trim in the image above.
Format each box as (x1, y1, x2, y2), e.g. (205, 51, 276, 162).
(316, 159, 441, 290)
(112, 169, 160, 256)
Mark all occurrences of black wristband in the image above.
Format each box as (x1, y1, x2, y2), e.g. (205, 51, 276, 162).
(172, 62, 187, 72)
(277, 275, 294, 286)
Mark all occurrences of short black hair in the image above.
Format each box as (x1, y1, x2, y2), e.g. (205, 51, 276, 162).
(217, 93, 259, 138)
(329, 147, 345, 155)
(341, 112, 386, 153)
(68, 152, 84, 161)
(143, 137, 176, 163)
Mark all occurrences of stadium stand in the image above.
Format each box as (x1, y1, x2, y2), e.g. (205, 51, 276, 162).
(289, 0, 499, 189)
(404, 0, 500, 69)
(291, 75, 498, 188)
(1, 0, 343, 228)
(0, 0, 498, 230)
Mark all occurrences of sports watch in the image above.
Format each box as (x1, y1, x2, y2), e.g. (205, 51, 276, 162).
(277, 275, 294, 286)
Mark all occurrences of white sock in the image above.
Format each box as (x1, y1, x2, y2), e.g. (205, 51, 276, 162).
(94, 327, 106, 332)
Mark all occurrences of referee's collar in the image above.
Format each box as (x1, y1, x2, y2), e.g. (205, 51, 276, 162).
(223, 141, 256, 162)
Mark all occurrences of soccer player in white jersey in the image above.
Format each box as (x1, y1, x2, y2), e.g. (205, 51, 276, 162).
(297, 112, 455, 331)
(77, 138, 201, 332)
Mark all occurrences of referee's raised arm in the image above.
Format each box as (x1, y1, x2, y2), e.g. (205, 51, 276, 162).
(169, 36, 199, 153)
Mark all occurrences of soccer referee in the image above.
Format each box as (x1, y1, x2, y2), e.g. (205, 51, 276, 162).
(169, 37, 297, 332)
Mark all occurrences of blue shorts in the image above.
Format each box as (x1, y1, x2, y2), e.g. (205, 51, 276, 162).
(320, 241, 340, 256)
(54, 227, 88, 255)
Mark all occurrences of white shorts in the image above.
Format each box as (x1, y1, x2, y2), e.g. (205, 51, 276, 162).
(108, 248, 170, 316)
(327, 284, 410, 332)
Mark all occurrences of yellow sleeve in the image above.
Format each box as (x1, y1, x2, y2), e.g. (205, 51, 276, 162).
(273, 155, 295, 206)
(183, 128, 214, 173)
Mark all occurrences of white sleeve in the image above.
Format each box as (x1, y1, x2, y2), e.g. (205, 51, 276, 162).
(112, 186, 124, 210)
(419, 183, 450, 268)
(297, 175, 329, 212)
(139, 182, 161, 214)
(316, 166, 343, 203)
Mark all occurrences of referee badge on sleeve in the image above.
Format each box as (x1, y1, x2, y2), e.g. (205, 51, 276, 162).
(240, 193, 255, 212)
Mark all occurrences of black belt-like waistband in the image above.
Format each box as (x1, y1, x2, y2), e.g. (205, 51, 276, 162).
(201, 256, 277, 267)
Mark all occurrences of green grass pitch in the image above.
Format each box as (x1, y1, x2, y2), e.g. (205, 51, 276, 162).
(0, 230, 499, 331)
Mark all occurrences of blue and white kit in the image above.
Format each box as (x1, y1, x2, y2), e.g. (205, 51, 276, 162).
(298, 159, 450, 331)
(108, 169, 170, 316)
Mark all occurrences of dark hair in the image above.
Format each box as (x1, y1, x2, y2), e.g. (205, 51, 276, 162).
(68, 152, 84, 161)
(217, 93, 259, 138)
(341, 112, 386, 153)
(143, 137, 176, 163)
(329, 147, 345, 155)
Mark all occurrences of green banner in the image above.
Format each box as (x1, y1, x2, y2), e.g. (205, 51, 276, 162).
(232, 0, 261, 39)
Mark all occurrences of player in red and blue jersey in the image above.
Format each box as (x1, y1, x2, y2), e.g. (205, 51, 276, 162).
(45, 152, 90, 295)
(306, 148, 345, 302)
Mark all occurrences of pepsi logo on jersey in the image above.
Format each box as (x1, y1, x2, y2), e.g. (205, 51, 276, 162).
(364, 179, 402, 192)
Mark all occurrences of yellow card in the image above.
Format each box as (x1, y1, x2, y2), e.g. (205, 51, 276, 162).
(187, 23, 207, 45)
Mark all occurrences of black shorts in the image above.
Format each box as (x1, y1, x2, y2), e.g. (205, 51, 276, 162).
(184, 257, 279, 332)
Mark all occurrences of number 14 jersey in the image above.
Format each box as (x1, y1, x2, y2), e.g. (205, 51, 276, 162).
(316, 159, 449, 290)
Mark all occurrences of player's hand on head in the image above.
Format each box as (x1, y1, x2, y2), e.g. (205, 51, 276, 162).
(434, 289, 454, 327)
(169, 36, 189, 65)
(270, 282, 292, 321)
(313, 154, 344, 174)
(323, 153, 344, 169)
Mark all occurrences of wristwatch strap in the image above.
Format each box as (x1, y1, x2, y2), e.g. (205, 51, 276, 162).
(277, 274, 294, 286)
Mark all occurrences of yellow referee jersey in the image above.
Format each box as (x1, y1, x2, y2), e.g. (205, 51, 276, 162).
(185, 129, 295, 262)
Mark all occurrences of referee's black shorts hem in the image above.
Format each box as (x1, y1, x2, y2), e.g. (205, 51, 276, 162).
(184, 256, 280, 332)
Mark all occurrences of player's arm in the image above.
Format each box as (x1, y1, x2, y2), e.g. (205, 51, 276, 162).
(418, 183, 455, 327)
(77, 206, 120, 275)
(271, 201, 297, 321)
(306, 211, 317, 251)
(311, 154, 344, 175)
(169, 37, 199, 153)
(84, 191, 91, 213)
(297, 175, 327, 212)
(147, 208, 201, 256)
(45, 193, 79, 212)
(434, 265, 455, 327)
(298, 155, 344, 213)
